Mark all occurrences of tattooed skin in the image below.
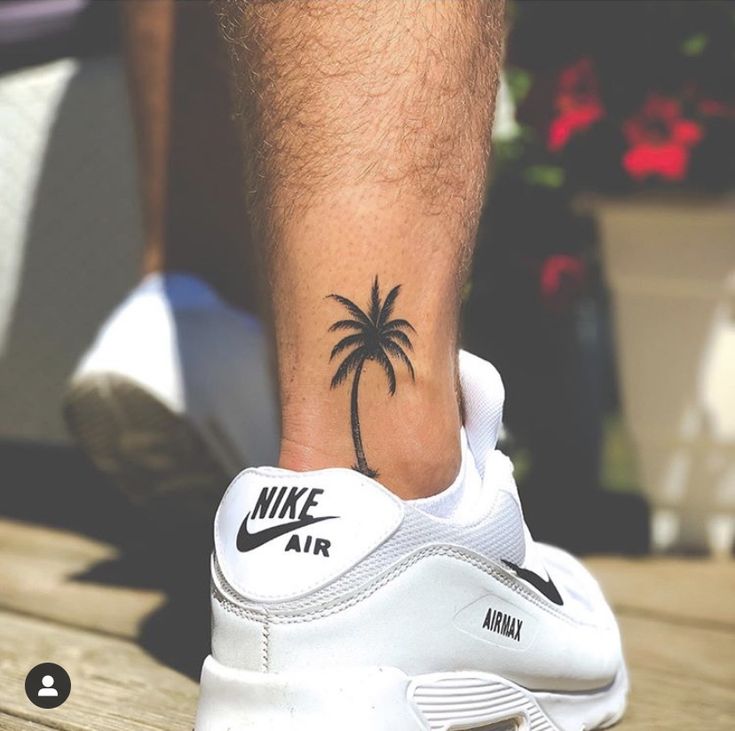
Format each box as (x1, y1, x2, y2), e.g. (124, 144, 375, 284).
(327, 276, 416, 478)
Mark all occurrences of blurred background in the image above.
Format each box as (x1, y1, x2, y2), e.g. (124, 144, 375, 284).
(469, 0, 735, 556)
(0, 1, 734, 570)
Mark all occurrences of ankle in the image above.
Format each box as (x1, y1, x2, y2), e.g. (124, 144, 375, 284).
(278, 411, 462, 500)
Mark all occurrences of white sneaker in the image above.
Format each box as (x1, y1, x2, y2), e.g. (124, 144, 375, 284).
(195, 351, 628, 731)
(64, 273, 279, 512)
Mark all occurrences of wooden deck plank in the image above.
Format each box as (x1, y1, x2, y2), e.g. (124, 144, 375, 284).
(586, 556, 735, 627)
(0, 518, 164, 639)
(0, 713, 59, 731)
(618, 614, 735, 728)
(0, 609, 198, 731)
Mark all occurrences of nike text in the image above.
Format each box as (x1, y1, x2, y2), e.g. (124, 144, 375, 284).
(252, 486, 324, 520)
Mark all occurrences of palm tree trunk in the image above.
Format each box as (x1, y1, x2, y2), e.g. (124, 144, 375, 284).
(350, 359, 376, 477)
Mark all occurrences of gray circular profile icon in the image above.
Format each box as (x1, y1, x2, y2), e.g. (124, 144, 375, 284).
(25, 663, 71, 709)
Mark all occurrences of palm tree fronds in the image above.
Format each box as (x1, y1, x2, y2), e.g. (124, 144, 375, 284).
(383, 318, 416, 333)
(369, 276, 381, 324)
(330, 346, 367, 389)
(330, 333, 364, 360)
(378, 284, 401, 327)
(374, 349, 397, 395)
(328, 294, 372, 327)
(328, 319, 367, 333)
(383, 328, 413, 350)
(383, 340, 415, 381)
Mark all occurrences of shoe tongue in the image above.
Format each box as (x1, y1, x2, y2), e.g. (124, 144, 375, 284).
(459, 350, 505, 478)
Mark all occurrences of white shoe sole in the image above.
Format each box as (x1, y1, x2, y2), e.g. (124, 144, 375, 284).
(195, 655, 628, 731)
(63, 373, 228, 515)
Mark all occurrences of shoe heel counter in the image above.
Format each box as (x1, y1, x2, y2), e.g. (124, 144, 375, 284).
(211, 586, 268, 672)
(213, 467, 403, 604)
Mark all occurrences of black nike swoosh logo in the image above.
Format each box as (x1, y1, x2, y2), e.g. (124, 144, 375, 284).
(237, 513, 338, 552)
(502, 559, 564, 606)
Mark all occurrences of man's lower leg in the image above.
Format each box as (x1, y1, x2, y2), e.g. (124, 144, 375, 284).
(217, 0, 504, 498)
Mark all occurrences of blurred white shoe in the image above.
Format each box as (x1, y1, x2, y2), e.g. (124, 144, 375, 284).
(64, 272, 279, 514)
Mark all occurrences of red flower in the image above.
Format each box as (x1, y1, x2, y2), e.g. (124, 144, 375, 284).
(698, 98, 735, 119)
(548, 58, 605, 152)
(539, 255, 586, 312)
(622, 94, 704, 182)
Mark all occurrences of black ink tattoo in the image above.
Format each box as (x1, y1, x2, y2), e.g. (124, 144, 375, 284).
(327, 276, 416, 478)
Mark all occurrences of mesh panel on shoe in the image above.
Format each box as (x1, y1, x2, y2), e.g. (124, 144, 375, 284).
(223, 486, 525, 613)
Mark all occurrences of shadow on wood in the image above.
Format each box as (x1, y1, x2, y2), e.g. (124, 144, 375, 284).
(0, 440, 212, 680)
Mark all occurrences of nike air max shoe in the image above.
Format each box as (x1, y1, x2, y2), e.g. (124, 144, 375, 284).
(195, 351, 628, 731)
(64, 273, 279, 514)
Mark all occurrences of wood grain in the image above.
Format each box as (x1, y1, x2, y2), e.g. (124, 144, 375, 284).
(619, 614, 735, 728)
(0, 609, 198, 731)
(0, 518, 165, 638)
(586, 556, 735, 627)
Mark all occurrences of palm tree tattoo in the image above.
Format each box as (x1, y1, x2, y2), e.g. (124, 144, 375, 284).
(327, 276, 416, 478)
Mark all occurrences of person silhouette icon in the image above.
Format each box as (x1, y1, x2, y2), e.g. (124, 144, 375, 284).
(37, 675, 58, 698)
(25, 663, 70, 708)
